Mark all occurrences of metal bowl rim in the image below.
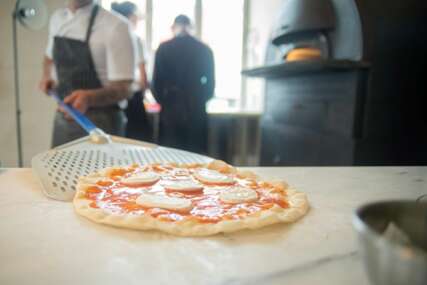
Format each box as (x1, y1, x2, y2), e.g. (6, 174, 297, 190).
(353, 199, 427, 260)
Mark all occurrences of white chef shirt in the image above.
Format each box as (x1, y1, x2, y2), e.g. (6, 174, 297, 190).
(45, 4, 135, 86)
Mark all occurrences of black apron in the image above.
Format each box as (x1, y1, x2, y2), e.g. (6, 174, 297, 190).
(125, 90, 152, 142)
(51, 5, 125, 147)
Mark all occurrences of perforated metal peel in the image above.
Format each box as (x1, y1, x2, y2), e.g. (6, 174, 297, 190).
(32, 135, 212, 201)
(33, 91, 212, 201)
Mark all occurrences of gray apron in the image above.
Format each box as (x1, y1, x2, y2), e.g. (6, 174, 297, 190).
(51, 4, 125, 147)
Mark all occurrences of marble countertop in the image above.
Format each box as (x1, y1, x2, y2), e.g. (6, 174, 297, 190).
(0, 167, 426, 285)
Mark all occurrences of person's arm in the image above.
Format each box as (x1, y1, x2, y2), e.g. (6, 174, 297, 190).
(63, 80, 132, 115)
(39, 12, 56, 94)
(39, 56, 55, 93)
(135, 36, 148, 90)
(85, 80, 133, 107)
(139, 62, 148, 90)
(151, 46, 165, 104)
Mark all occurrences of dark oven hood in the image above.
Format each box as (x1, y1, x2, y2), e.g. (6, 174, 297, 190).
(272, 0, 335, 46)
(269, 0, 363, 61)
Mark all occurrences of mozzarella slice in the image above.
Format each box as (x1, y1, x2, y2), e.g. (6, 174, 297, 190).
(194, 169, 234, 184)
(163, 179, 203, 192)
(219, 187, 258, 204)
(136, 194, 192, 211)
(122, 172, 160, 186)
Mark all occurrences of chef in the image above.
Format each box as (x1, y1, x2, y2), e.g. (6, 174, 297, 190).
(39, 0, 135, 147)
(152, 15, 215, 154)
(111, 1, 152, 142)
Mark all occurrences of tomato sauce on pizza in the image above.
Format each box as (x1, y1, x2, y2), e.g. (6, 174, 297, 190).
(83, 164, 289, 224)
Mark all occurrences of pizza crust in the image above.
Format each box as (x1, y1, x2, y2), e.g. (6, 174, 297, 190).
(73, 161, 309, 236)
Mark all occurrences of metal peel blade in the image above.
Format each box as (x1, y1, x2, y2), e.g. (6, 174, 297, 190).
(31, 91, 212, 201)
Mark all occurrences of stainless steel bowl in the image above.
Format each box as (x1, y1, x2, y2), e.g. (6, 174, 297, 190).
(353, 201, 427, 285)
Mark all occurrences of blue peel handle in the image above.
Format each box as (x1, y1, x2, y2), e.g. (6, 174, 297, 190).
(48, 90, 97, 134)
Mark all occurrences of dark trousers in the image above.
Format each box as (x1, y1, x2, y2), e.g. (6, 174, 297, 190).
(159, 113, 208, 154)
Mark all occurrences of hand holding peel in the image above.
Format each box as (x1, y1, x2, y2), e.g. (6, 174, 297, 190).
(61, 90, 93, 120)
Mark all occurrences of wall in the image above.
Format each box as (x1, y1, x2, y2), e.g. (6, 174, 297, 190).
(0, 0, 61, 167)
(244, 0, 283, 110)
(247, 0, 283, 68)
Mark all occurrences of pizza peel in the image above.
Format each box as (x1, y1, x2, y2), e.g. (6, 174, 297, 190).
(32, 91, 212, 201)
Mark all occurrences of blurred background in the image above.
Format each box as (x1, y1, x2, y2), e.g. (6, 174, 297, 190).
(1, 0, 426, 167)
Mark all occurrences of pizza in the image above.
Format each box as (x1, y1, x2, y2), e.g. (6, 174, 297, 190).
(73, 160, 309, 236)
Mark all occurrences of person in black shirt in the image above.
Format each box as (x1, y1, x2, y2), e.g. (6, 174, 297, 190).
(152, 15, 215, 154)
(111, 1, 152, 142)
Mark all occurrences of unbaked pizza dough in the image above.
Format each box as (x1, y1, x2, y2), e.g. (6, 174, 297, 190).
(73, 160, 309, 236)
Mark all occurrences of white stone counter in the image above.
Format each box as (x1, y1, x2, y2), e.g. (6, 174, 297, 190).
(0, 167, 425, 285)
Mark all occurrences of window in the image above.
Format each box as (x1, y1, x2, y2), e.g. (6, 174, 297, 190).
(101, 0, 259, 110)
(202, 0, 244, 103)
(151, 0, 196, 51)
